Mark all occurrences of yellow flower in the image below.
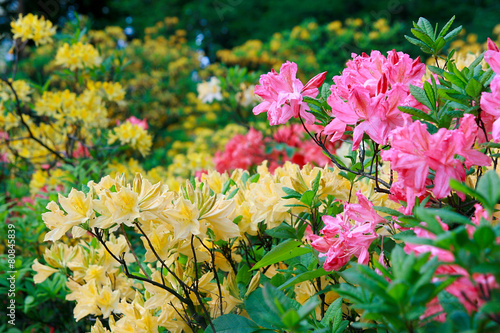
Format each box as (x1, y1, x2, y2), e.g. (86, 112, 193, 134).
(55, 42, 102, 70)
(95, 284, 120, 318)
(164, 197, 202, 240)
(11, 13, 56, 45)
(32, 259, 59, 284)
(108, 122, 152, 156)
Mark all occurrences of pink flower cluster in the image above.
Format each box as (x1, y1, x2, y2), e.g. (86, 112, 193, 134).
(480, 38, 500, 142)
(308, 191, 385, 271)
(214, 125, 335, 173)
(116, 116, 149, 130)
(213, 128, 267, 172)
(404, 211, 498, 321)
(324, 50, 425, 149)
(381, 115, 490, 213)
(253, 61, 326, 125)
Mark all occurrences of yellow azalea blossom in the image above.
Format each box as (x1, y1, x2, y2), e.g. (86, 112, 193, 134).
(108, 121, 152, 156)
(32, 259, 59, 284)
(164, 197, 202, 240)
(11, 13, 56, 45)
(55, 42, 102, 70)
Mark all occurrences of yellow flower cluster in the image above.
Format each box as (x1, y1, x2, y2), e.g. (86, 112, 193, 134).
(29, 168, 71, 194)
(0, 79, 32, 103)
(108, 121, 153, 157)
(86, 81, 126, 103)
(11, 13, 56, 45)
(217, 17, 401, 80)
(35, 89, 109, 127)
(35, 162, 400, 331)
(55, 42, 102, 70)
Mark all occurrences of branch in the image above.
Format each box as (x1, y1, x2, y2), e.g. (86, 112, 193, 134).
(1, 77, 72, 164)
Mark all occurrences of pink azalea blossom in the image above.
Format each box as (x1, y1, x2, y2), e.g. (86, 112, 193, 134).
(120, 116, 148, 130)
(324, 50, 425, 149)
(480, 76, 500, 142)
(214, 125, 336, 173)
(485, 38, 500, 74)
(253, 61, 326, 125)
(381, 118, 490, 207)
(309, 191, 383, 271)
(213, 128, 266, 172)
(405, 220, 499, 319)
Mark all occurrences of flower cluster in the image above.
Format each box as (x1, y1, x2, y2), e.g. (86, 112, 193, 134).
(11, 13, 56, 45)
(213, 124, 335, 173)
(309, 191, 385, 271)
(381, 115, 490, 212)
(324, 50, 425, 149)
(404, 211, 498, 320)
(480, 38, 500, 141)
(108, 118, 152, 156)
(253, 61, 326, 125)
(55, 42, 102, 70)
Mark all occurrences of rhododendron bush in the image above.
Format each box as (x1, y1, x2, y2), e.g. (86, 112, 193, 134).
(3, 12, 500, 333)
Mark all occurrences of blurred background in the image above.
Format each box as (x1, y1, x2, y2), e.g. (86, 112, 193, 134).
(1, 0, 499, 61)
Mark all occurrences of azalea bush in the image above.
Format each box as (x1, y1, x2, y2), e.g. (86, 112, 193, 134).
(16, 13, 500, 333)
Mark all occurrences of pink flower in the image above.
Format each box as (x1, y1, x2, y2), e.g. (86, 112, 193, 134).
(213, 128, 266, 172)
(125, 116, 148, 130)
(325, 50, 425, 149)
(485, 38, 500, 74)
(480, 76, 500, 142)
(253, 61, 326, 125)
(405, 219, 499, 319)
(310, 191, 383, 271)
(382, 119, 490, 204)
(214, 125, 336, 173)
(72, 142, 90, 159)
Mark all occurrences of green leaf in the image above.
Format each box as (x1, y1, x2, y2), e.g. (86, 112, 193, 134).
(443, 71, 466, 89)
(398, 106, 435, 123)
(282, 187, 302, 200)
(438, 16, 455, 37)
(204, 314, 260, 333)
(443, 26, 462, 41)
(373, 206, 403, 217)
(278, 268, 329, 290)
(465, 78, 482, 98)
(449, 179, 488, 206)
(320, 297, 343, 327)
(405, 35, 431, 50)
(251, 240, 312, 270)
(476, 170, 500, 211)
(249, 173, 260, 183)
(409, 84, 434, 111)
(422, 208, 473, 226)
(300, 190, 316, 206)
(410, 28, 434, 47)
(473, 226, 495, 249)
(417, 17, 435, 40)
(312, 170, 321, 195)
(423, 81, 436, 111)
(266, 223, 297, 239)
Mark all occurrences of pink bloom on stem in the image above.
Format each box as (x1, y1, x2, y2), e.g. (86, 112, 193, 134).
(325, 50, 425, 149)
(485, 38, 500, 74)
(310, 191, 383, 271)
(382, 119, 490, 204)
(480, 76, 500, 142)
(253, 61, 326, 125)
